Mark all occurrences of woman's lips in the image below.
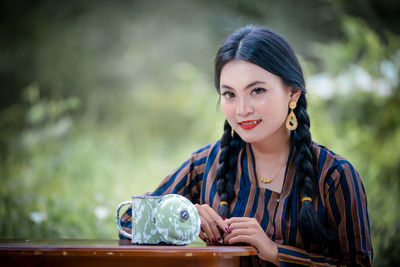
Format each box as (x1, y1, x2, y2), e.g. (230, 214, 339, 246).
(238, 119, 262, 130)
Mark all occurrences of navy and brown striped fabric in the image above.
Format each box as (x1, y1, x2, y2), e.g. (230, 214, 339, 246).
(119, 135, 372, 266)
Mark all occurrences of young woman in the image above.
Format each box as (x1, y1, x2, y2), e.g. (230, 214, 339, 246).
(120, 26, 373, 266)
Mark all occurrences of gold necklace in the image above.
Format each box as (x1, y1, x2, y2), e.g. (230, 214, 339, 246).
(259, 163, 286, 184)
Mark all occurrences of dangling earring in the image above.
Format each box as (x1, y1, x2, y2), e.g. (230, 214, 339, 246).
(285, 101, 298, 130)
(231, 128, 235, 138)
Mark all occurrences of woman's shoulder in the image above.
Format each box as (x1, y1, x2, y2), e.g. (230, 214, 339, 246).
(188, 140, 221, 161)
(192, 140, 220, 155)
(311, 141, 362, 187)
(311, 141, 350, 165)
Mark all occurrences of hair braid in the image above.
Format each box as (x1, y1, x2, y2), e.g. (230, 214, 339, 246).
(216, 120, 241, 218)
(294, 94, 335, 251)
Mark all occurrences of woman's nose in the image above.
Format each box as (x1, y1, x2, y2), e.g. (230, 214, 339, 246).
(236, 97, 253, 117)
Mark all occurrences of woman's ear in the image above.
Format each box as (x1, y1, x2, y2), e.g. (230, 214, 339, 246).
(290, 88, 301, 103)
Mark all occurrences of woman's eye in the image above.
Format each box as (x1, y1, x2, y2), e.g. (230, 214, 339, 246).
(222, 91, 235, 99)
(252, 88, 266, 95)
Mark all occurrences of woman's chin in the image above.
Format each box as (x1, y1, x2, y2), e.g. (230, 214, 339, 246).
(236, 134, 263, 144)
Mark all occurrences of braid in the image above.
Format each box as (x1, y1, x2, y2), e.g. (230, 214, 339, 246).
(295, 94, 336, 252)
(216, 120, 241, 218)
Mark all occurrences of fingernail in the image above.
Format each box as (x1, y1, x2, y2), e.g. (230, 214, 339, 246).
(218, 238, 223, 244)
(222, 217, 227, 220)
(225, 227, 232, 233)
(213, 238, 217, 244)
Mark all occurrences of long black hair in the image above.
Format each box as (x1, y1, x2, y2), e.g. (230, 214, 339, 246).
(214, 26, 335, 252)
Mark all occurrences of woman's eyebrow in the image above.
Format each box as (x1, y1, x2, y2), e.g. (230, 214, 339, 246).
(245, 81, 266, 89)
(220, 81, 266, 90)
(220, 84, 234, 90)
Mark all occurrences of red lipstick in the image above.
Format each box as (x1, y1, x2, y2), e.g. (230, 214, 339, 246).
(239, 120, 261, 130)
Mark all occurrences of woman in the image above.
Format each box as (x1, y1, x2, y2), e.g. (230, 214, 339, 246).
(120, 26, 373, 266)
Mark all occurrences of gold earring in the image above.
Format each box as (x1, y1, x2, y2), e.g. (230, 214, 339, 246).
(285, 101, 298, 130)
(231, 128, 235, 138)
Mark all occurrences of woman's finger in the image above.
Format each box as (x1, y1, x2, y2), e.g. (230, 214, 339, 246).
(225, 216, 253, 225)
(203, 205, 232, 235)
(225, 234, 253, 246)
(224, 228, 253, 244)
(198, 230, 210, 244)
(195, 204, 222, 244)
(228, 221, 256, 231)
(201, 209, 227, 243)
(199, 215, 215, 241)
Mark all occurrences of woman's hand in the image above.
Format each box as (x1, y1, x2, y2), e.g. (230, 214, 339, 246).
(224, 217, 280, 266)
(194, 204, 231, 245)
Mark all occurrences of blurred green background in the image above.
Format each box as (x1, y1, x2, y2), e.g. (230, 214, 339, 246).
(0, 0, 399, 265)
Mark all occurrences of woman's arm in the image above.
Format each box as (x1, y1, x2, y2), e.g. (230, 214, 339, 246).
(276, 162, 372, 266)
(224, 161, 373, 266)
(322, 161, 372, 266)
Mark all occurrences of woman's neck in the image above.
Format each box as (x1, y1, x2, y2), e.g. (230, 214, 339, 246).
(251, 125, 291, 163)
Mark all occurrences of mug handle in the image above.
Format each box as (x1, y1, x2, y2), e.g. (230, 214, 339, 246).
(116, 201, 132, 239)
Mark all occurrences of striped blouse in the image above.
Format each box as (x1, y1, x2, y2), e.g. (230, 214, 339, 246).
(119, 134, 373, 266)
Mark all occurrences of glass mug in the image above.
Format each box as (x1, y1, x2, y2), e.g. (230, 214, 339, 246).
(116, 194, 201, 245)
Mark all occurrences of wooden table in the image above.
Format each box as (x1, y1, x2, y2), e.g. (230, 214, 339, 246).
(0, 239, 257, 267)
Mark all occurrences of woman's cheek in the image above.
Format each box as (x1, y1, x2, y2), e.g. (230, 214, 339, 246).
(220, 102, 235, 120)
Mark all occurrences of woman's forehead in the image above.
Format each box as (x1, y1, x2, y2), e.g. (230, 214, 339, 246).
(220, 60, 282, 87)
